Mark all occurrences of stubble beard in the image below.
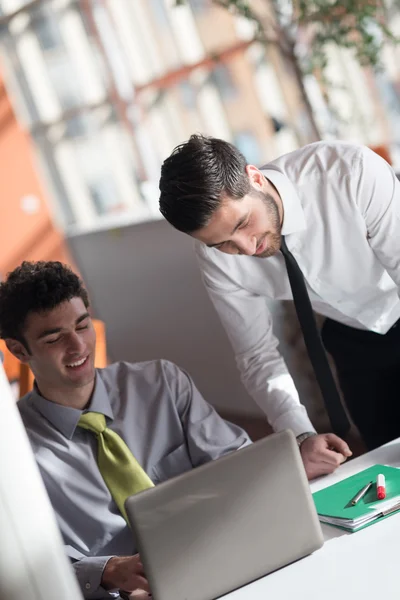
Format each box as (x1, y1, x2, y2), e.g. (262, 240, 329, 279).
(252, 190, 282, 258)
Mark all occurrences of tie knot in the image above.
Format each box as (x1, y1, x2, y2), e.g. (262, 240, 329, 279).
(78, 411, 107, 435)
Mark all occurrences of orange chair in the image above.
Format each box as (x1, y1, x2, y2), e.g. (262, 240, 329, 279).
(92, 319, 107, 369)
(0, 339, 20, 383)
(1, 319, 108, 399)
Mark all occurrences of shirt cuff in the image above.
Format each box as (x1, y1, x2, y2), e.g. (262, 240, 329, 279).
(74, 555, 117, 599)
(272, 407, 316, 438)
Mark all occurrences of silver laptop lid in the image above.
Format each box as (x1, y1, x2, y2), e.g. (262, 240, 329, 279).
(126, 430, 323, 600)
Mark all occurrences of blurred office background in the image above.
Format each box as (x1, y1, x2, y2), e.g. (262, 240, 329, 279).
(1, 0, 400, 437)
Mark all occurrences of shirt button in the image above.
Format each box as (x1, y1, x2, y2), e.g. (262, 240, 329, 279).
(85, 583, 91, 590)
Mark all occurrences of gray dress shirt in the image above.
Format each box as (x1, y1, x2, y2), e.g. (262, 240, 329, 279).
(18, 360, 250, 599)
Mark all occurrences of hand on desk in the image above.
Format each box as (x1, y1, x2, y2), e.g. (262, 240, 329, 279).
(300, 433, 352, 480)
(102, 554, 150, 596)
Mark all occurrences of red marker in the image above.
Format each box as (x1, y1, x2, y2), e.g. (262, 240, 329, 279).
(377, 474, 386, 500)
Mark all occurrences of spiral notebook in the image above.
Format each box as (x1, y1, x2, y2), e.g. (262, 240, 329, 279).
(312, 464, 400, 532)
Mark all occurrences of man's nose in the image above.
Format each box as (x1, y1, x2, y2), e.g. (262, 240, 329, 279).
(235, 233, 257, 255)
(67, 333, 85, 355)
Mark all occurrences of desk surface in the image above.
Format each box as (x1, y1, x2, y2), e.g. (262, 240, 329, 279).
(222, 439, 400, 600)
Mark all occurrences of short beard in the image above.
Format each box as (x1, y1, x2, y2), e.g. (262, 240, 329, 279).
(251, 189, 282, 258)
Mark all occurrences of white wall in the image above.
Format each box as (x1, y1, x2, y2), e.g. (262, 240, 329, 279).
(68, 219, 264, 417)
(67, 219, 326, 427)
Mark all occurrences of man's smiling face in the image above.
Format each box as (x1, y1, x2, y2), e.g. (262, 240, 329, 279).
(18, 297, 96, 394)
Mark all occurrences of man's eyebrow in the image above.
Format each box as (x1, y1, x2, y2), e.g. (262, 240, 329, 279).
(76, 312, 90, 325)
(37, 313, 90, 339)
(37, 327, 62, 340)
(206, 214, 249, 248)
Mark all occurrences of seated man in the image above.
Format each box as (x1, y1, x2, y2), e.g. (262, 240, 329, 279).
(0, 261, 251, 600)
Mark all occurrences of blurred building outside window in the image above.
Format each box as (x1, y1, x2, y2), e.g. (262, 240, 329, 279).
(31, 5, 62, 51)
(178, 80, 197, 110)
(210, 63, 238, 101)
(234, 131, 262, 165)
(0, 0, 398, 238)
(189, 0, 210, 14)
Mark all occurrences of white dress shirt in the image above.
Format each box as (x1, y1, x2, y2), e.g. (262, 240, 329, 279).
(195, 141, 400, 437)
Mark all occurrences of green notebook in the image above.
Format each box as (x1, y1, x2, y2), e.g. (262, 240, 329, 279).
(312, 464, 400, 532)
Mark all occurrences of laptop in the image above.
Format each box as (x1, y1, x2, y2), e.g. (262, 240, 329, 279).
(125, 429, 324, 600)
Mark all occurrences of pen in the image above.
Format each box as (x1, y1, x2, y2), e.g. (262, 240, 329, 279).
(377, 474, 386, 500)
(351, 481, 373, 506)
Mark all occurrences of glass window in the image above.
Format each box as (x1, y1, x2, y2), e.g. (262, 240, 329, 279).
(88, 176, 124, 216)
(189, 0, 210, 13)
(210, 64, 238, 101)
(178, 80, 197, 110)
(36, 131, 77, 227)
(30, 6, 62, 51)
(234, 132, 262, 165)
(5, 39, 39, 124)
(47, 54, 82, 110)
(64, 115, 90, 139)
(149, 0, 170, 27)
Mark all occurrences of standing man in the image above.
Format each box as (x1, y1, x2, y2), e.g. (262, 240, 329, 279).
(159, 135, 400, 456)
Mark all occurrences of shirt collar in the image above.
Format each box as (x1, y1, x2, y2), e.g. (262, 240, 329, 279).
(31, 371, 114, 440)
(261, 167, 306, 236)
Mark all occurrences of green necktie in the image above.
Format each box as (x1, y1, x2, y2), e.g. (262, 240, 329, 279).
(78, 412, 154, 522)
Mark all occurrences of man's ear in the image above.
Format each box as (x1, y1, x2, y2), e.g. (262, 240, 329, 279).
(245, 165, 264, 190)
(5, 339, 31, 363)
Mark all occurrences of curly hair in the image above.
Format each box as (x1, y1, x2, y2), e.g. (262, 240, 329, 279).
(0, 261, 89, 344)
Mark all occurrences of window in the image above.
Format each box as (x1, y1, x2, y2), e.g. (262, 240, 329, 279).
(89, 176, 124, 216)
(189, 0, 209, 13)
(149, 0, 170, 27)
(178, 80, 197, 110)
(210, 64, 238, 101)
(234, 132, 261, 165)
(47, 54, 82, 110)
(30, 7, 62, 51)
(64, 115, 89, 139)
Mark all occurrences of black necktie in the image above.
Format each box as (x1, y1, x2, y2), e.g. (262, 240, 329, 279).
(280, 236, 350, 438)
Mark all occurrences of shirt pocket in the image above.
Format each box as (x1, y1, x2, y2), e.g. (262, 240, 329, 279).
(151, 443, 193, 484)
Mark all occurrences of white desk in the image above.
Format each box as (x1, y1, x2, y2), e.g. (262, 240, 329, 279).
(223, 439, 400, 600)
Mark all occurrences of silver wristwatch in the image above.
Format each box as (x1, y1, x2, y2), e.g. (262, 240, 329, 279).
(296, 431, 317, 447)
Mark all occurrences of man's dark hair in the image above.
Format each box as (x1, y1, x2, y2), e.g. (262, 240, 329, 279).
(0, 261, 89, 346)
(159, 134, 251, 233)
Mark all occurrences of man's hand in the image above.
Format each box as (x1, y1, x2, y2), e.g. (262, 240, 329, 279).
(300, 433, 352, 480)
(101, 554, 150, 594)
